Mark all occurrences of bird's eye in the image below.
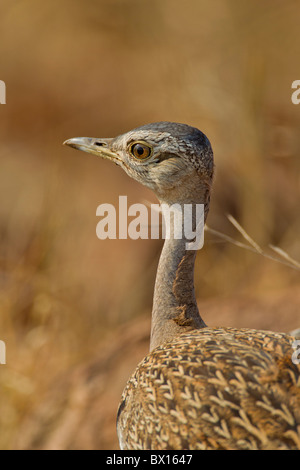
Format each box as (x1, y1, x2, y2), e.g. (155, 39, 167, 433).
(130, 142, 152, 160)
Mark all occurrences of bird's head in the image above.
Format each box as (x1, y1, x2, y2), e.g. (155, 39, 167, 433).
(64, 122, 214, 206)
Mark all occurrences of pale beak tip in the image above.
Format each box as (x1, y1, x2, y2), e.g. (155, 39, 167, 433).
(63, 138, 84, 149)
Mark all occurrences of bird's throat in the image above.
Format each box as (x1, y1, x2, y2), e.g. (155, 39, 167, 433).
(150, 204, 206, 351)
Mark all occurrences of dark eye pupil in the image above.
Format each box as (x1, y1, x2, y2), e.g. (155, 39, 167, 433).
(131, 143, 151, 159)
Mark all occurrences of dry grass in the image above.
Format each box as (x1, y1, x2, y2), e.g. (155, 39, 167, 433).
(0, 0, 299, 449)
(206, 215, 300, 271)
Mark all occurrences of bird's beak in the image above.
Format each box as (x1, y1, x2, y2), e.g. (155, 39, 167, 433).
(63, 137, 121, 164)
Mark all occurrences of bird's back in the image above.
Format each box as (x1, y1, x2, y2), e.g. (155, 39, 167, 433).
(117, 327, 300, 450)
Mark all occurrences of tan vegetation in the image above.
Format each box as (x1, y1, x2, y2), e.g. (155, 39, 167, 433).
(0, 0, 299, 449)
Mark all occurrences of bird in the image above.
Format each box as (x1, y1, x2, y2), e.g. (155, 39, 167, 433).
(64, 122, 300, 450)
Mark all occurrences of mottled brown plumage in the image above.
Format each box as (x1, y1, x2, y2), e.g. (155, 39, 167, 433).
(117, 328, 300, 450)
(64, 122, 300, 450)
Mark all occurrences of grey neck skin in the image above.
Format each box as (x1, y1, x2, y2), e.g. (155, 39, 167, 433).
(150, 203, 207, 351)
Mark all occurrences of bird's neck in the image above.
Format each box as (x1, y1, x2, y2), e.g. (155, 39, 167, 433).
(150, 203, 206, 351)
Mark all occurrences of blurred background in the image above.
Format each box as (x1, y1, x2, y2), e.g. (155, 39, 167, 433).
(0, 0, 299, 450)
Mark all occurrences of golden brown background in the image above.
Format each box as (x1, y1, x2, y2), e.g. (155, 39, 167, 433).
(0, 0, 299, 449)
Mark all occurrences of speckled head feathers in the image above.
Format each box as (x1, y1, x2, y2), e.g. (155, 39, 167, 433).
(115, 121, 214, 177)
(64, 121, 214, 205)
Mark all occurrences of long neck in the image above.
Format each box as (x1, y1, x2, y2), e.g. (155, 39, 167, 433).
(150, 203, 206, 351)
